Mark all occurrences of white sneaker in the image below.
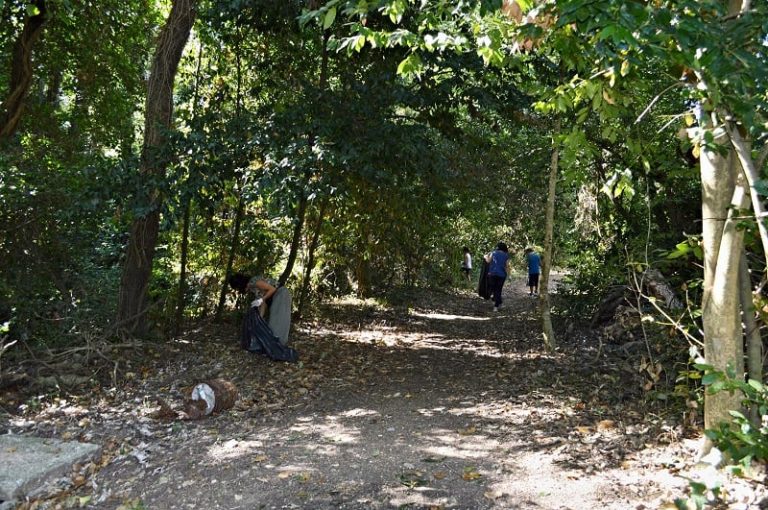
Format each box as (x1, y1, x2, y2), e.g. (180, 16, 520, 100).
(493, 306, 499, 312)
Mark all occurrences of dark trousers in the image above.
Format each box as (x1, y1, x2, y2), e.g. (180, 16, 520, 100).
(488, 275, 506, 307)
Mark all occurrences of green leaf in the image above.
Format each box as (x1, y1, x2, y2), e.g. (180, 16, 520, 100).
(323, 7, 337, 30)
(352, 34, 366, 52)
(516, 0, 534, 11)
(383, 0, 407, 24)
(753, 180, 768, 197)
(701, 372, 721, 386)
(397, 52, 423, 77)
(597, 26, 615, 41)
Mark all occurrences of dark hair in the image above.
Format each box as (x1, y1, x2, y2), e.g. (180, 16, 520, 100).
(463, 246, 470, 253)
(524, 247, 533, 254)
(227, 272, 251, 293)
(496, 242, 508, 253)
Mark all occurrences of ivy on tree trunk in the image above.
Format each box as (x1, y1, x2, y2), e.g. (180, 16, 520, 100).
(0, 0, 47, 139)
(117, 0, 197, 335)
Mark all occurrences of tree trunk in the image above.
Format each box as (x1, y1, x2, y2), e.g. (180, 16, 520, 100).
(727, 122, 768, 268)
(0, 0, 47, 139)
(117, 0, 197, 335)
(297, 200, 328, 318)
(278, 32, 330, 287)
(173, 199, 192, 336)
(278, 195, 308, 286)
(539, 118, 559, 351)
(700, 110, 747, 439)
(173, 43, 204, 337)
(214, 192, 246, 322)
(740, 253, 761, 384)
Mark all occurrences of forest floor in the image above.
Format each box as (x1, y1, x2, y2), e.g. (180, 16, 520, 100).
(2, 275, 767, 509)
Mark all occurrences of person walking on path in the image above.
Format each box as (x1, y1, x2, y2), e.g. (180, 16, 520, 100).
(461, 246, 473, 282)
(485, 242, 511, 311)
(525, 247, 541, 297)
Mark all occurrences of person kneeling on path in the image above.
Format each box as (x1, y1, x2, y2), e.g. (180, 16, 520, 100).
(228, 272, 297, 362)
(484, 242, 511, 312)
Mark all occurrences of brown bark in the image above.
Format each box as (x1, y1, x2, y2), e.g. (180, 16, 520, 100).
(0, 0, 47, 139)
(117, 0, 197, 335)
(278, 196, 308, 286)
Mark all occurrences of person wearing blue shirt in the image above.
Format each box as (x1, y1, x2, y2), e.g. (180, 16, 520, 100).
(525, 247, 542, 297)
(484, 242, 511, 311)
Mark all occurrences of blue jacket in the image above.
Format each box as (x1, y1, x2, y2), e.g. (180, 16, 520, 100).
(527, 252, 541, 275)
(488, 250, 509, 277)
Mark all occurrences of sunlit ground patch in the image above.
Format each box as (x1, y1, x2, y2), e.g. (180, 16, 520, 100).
(409, 310, 491, 321)
(207, 438, 264, 461)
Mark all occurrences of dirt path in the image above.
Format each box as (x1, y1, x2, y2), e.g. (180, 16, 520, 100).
(6, 276, 693, 509)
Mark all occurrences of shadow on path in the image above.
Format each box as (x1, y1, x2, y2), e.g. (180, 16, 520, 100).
(6, 280, 687, 509)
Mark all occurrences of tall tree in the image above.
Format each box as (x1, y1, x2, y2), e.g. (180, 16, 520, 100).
(117, 0, 197, 335)
(544, 0, 767, 443)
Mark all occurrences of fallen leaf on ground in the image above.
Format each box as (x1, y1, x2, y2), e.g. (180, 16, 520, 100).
(462, 467, 482, 481)
(400, 471, 428, 488)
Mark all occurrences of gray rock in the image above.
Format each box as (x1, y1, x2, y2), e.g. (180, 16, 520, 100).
(0, 434, 101, 501)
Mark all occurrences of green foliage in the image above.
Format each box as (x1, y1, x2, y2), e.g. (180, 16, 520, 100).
(671, 362, 768, 509)
(695, 363, 768, 466)
(0, 0, 743, 358)
(674, 477, 722, 510)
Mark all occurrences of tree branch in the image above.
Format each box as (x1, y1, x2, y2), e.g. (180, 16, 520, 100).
(726, 120, 768, 270)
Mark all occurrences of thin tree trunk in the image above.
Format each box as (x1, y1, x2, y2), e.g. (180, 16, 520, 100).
(173, 200, 192, 336)
(279, 196, 308, 286)
(356, 224, 371, 297)
(727, 122, 768, 268)
(214, 192, 246, 322)
(213, 37, 247, 322)
(740, 253, 761, 381)
(117, 0, 197, 335)
(539, 118, 559, 351)
(278, 32, 331, 287)
(0, 0, 47, 139)
(297, 200, 328, 318)
(173, 42, 204, 337)
(739, 253, 762, 424)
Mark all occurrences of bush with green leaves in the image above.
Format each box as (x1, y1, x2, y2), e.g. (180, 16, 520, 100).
(697, 363, 768, 466)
